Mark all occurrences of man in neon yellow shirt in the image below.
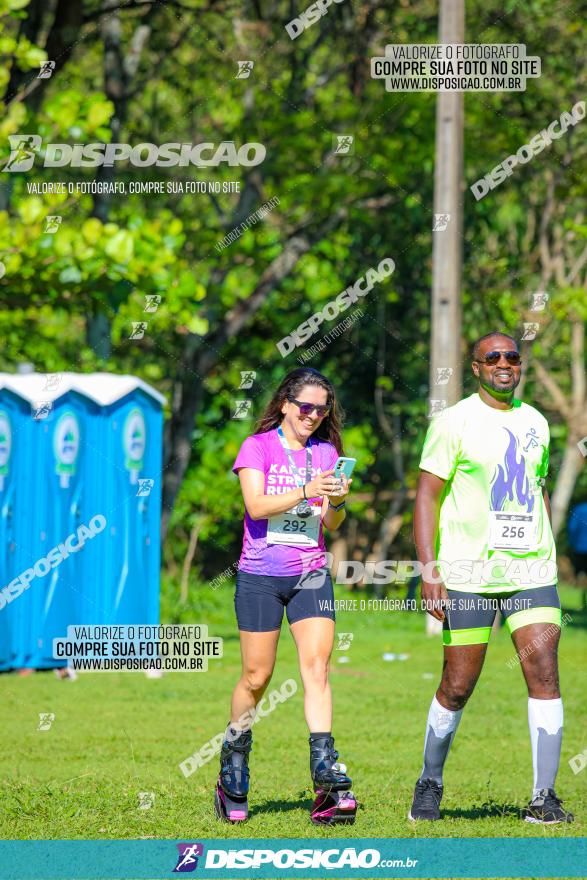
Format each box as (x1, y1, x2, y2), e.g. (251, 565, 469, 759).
(409, 332, 574, 825)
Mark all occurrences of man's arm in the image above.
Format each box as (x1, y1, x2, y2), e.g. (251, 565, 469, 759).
(543, 487, 552, 525)
(414, 470, 448, 621)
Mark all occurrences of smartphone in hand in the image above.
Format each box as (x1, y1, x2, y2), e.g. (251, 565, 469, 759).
(332, 457, 357, 493)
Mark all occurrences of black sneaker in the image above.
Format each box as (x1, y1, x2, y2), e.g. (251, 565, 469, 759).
(523, 789, 574, 824)
(408, 778, 443, 821)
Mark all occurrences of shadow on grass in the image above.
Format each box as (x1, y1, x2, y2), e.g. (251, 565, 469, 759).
(442, 801, 521, 821)
(251, 792, 315, 816)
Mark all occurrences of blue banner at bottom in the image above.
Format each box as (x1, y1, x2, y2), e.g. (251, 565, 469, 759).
(0, 838, 585, 879)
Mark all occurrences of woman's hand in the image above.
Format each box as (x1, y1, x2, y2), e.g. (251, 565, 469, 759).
(305, 469, 341, 498)
(305, 470, 353, 499)
(328, 473, 352, 500)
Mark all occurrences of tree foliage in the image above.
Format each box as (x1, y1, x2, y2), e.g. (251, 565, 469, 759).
(0, 0, 585, 594)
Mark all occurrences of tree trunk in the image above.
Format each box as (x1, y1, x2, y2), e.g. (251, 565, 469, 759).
(429, 0, 464, 410)
(87, 1, 156, 358)
(180, 519, 204, 603)
(551, 436, 586, 537)
(425, 0, 464, 633)
(5, 0, 83, 112)
(534, 318, 586, 537)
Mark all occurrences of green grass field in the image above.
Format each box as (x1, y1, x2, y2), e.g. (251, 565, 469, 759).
(1, 584, 585, 844)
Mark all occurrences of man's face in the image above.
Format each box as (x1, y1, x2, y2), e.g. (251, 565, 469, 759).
(472, 336, 522, 395)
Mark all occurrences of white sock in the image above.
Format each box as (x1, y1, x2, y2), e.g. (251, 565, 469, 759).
(421, 695, 463, 783)
(528, 697, 563, 798)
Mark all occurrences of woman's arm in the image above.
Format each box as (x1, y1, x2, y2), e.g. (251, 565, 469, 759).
(238, 468, 339, 520)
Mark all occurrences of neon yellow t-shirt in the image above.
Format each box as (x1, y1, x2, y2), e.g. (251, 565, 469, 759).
(419, 393, 556, 592)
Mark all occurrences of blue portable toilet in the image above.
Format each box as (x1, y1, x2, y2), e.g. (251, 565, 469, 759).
(568, 502, 587, 554)
(0, 373, 96, 669)
(72, 374, 164, 627)
(0, 372, 164, 670)
(0, 390, 34, 670)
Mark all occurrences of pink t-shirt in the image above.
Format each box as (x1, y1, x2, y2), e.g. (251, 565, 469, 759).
(232, 428, 338, 576)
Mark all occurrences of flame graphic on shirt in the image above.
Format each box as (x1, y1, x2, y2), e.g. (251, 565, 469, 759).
(490, 429, 535, 513)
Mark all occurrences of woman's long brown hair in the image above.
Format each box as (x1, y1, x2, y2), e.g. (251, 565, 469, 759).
(255, 368, 345, 455)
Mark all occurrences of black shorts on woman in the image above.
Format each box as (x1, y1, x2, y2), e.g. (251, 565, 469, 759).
(235, 568, 335, 632)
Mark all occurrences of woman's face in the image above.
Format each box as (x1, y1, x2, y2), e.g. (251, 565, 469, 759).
(281, 384, 330, 441)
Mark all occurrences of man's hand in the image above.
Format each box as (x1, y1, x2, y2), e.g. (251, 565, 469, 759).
(421, 578, 449, 622)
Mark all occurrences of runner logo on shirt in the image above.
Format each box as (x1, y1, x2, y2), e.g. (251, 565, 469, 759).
(490, 429, 535, 514)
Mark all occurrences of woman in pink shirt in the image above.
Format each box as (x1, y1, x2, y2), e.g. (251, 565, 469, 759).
(214, 367, 356, 825)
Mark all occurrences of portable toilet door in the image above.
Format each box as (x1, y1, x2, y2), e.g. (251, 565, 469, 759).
(73, 374, 164, 628)
(0, 388, 32, 670)
(27, 390, 97, 669)
(104, 386, 163, 625)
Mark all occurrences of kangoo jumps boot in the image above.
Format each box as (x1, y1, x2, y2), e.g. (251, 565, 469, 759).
(309, 734, 357, 825)
(214, 727, 252, 822)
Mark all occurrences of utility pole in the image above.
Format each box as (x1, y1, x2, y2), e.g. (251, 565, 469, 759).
(429, 0, 465, 413)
